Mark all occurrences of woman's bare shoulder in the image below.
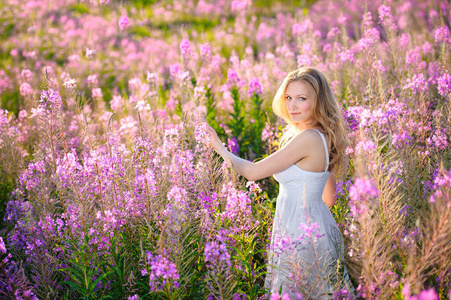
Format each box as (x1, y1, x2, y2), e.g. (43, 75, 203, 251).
(290, 129, 324, 146)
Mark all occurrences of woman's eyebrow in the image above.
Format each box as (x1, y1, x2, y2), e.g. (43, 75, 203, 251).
(285, 93, 308, 97)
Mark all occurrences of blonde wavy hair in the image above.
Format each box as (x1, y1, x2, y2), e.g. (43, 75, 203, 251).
(273, 67, 349, 176)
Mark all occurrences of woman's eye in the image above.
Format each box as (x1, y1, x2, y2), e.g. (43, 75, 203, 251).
(299, 97, 306, 101)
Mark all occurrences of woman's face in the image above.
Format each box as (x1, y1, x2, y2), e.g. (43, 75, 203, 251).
(285, 80, 314, 129)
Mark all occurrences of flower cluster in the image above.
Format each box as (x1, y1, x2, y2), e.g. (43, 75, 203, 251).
(141, 251, 180, 292)
(348, 178, 379, 214)
(204, 237, 231, 269)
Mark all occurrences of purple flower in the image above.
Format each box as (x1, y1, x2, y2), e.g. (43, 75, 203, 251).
(118, 16, 130, 30)
(92, 88, 103, 99)
(39, 88, 62, 111)
(403, 73, 428, 93)
(297, 54, 311, 68)
(333, 288, 354, 299)
(143, 251, 179, 292)
(343, 108, 359, 131)
(422, 42, 432, 55)
(359, 38, 374, 51)
(349, 178, 379, 202)
(429, 170, 451, 203)
(270, 292, 290, 300)
(364, 27, 380, 43)
(399, 33, 410, 47)
(200, 43, 211, 60)
(227, 136, 240, 155)
(434, 26, 450, 43)
(19, 82, 33, 96)
(349, 178, 379, 215)
(355, 140, 376, 153)
(298, 222, 324, 240)
(179, 39, 192, 57)
(417, 288, 439, 300)
(339, 50, 354, 63)
(222, 183, 251, 219)
(231, 0, 250, 13)
(378, 4, 397, 31)
(326, 27, 340, 40)
(437, 73, 451, 97)
(248, 77, 262, 97)
(292, 19, 313, 36)
(405, 49, 420, 66)
(227, 68, 239, 87)
(194, 122, 211, 153)
(169, 63, 180, 78)
(378, 5, 392, 22)
(204, 239, 231, 268)
(0, 237, 6, 253)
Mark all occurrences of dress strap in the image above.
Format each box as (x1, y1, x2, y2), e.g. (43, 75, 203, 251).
(311, 129, 329, 172)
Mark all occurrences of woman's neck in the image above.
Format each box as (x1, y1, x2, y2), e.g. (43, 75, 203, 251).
(295, 122, 316, 131)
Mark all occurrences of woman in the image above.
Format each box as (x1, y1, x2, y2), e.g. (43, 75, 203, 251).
(206, 68, 352, 298)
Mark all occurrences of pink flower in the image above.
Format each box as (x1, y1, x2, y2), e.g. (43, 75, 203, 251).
(405, 49, 420, 66)
(169, 64, 180, 77)
(19, 82, 33, 96)
(437, 73, 451, 97)
(339, 49, 354, 63)
(348, 178, 379, 215)
(297, 54, 311, 68)
(359, 38, 374, 51)
(281, 294, 290, 300)
(326, 27, 340, 40)
(422, 42, 432, 55)
(399, 33, 410, 47)
(179, 39, 192, 57)
(85, 48, 95, 58)
(378, 5, 392, 22)
(403, 73, 428, 93)
(270, 293, 281, 300)
(200, 43, 211, 60)
(146, 72, 159, 85)
(118, 15, 130, 30)
(63, 79, 76, 89)
(87, 74, 98, 87)
(21, 69, 33, 81)
(356, 140, 376, 153)
(434, 26, 450, 43)
(292, 19, 313, 36)
(365, 27, 380, 43)
(110, 95, 122, 111)
(92, 88, 103, 99)
(0, 237, 6, 254)
(417, 288, 439, 300)
(231, 0, 250, 13)
(248, 77, 262, 96)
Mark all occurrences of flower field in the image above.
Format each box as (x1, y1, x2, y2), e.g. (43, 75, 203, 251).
(0, 0, 450, 299)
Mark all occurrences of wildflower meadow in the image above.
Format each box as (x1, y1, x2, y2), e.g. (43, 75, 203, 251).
(0, 0, 450, 299)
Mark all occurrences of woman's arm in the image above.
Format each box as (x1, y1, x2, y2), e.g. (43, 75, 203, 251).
(205, 124, 317, 181)
(322, 173, 336, 207)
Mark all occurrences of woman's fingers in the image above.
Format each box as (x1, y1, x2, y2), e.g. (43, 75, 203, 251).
(205, 124, 223, 151)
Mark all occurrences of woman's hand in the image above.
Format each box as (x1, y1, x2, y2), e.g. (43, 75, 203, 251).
(205, 124, 227, 156)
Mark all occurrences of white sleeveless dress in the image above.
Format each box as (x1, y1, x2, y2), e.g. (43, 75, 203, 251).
(265, 129, 350, 298)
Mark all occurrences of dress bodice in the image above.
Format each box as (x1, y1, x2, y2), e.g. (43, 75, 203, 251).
(272, 129, 331, 204)
(274, 165, 330, 204)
